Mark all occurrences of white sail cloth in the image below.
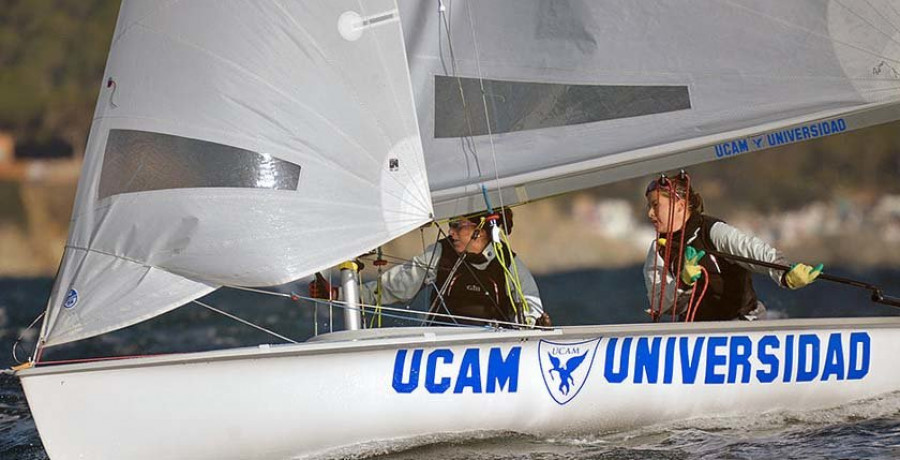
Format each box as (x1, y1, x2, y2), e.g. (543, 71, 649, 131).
(399, 0, 900, 218)
(41, 0, 431, 346)
(40, 0, 900, 347)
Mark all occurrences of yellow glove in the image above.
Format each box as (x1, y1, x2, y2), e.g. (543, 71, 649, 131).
(784, 263, 824, 289)
(681, 246, 705, 285)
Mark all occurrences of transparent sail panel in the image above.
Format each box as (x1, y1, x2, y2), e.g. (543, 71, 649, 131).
(98, 129, 301, 199)
(434, 76, 691, 138)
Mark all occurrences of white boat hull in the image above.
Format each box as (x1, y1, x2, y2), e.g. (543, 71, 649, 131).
(20, 317, 900, 459)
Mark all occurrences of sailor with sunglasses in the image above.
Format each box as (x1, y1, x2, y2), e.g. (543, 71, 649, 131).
(313, 208, 549, 327)
(644, 174, 823, 321)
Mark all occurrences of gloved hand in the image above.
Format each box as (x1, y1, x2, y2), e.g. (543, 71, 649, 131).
(681, 246, 706, 285)
(526, 312, 553, 328)
(536, 312, 553, 327)
(308, 272, 339, 300)
(784, 263, 824, 289)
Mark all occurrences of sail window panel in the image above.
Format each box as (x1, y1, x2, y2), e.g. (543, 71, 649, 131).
(434, 75, 691, 138)
(98, 129, 300, 199)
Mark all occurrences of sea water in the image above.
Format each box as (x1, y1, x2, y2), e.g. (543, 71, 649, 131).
(2, 267, 900, 459)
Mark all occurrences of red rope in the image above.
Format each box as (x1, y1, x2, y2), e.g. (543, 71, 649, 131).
(36, 353, 168, 366)
(686, 266, 710, 322)
(685, 283, 698, 322)
(650, 232, 661, 321)
(671, 173, 692, 321)
(34, 343, 46, 364)
(656, 180, 677, 321)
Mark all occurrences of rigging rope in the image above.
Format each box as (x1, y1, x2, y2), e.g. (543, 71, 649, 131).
(291, 292, 552, 331)
(438, 0, 484, 181)
(649, 172, 694, 322)
(192, 299, 298, 344)
(652, 176, 678, 321)
(11, 311, 45, 364)
(438, 1, 512, 236)
(686, 267, 710, 322)
(671, 172, 692, 321)
(369, 246, 386, 328)
(492, 220, 529, 324)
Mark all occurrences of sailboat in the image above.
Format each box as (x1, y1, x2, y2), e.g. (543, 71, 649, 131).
(15, 0, 900, 458)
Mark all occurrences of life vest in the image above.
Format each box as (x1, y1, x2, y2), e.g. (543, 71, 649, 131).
(660, 214, 758, 321)
(431, 238, 517, 324)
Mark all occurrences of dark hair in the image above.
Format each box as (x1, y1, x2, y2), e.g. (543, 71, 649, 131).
(646, 175, 704, 214)
(463, 207, 514, 234)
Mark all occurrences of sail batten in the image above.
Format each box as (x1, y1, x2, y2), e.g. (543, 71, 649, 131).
(41, 0, 431, 347)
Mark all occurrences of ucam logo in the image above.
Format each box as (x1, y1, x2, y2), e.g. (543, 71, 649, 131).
(538, 338, 601, 405)
(64, 289, 79, 309)
(391, 346, 521, 394)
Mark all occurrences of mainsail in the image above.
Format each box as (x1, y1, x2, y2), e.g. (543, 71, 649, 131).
(399, 0, 900, 218)
(40, 0, 431, 346)
(38, 0, 900, 347)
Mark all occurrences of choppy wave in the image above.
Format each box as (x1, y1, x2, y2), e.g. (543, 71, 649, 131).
(0, 374, 44, 460)
(355, 392, 900, 460)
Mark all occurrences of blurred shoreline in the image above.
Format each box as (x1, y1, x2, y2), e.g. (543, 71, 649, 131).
(0, 158, 78, 277)
(4, 160, 900, 277)
(3, 117, 900, 277)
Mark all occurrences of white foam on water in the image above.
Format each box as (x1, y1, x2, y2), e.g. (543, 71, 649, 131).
(537, 390, 900, 458)
(286, 391, 900, 459)
(292, 430, 587, 460)
(290, 431, 517, 460)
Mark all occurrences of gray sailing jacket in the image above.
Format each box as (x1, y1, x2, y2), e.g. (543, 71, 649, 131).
(644, 215, 788, 319)
(359, 241, 545, 324)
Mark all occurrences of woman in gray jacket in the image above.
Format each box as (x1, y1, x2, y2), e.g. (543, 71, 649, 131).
(643, 174, 823, 322)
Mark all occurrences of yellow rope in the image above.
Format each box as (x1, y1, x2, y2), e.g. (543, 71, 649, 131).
(501, 229, 529, 317)
(492, 226, 528, 322)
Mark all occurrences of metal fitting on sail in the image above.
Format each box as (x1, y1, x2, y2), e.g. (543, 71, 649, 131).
(338, 9, 399, 42)
(106, 77, 119, 108)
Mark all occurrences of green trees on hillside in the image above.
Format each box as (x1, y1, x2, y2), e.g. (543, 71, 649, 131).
(0, 0, 119, 157)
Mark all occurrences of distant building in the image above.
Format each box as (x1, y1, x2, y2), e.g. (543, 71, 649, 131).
(0, 131, 13, 164)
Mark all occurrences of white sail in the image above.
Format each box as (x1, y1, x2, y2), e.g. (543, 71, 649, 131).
(398, 0, 900, 218)
(18, 3, 900, 458)
(40, 0, 431, 347)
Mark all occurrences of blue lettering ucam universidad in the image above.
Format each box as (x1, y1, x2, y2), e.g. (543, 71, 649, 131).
(392, 346, 521, 394)
(766, 118, 847, 147)
(599, 332, 869, 385)
(714, 138, 749, 158)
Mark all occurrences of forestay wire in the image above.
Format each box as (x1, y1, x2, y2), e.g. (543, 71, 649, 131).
(434, 1, 529, 322)
(193, 299, 298, 344)
(438, 1, 511, 225)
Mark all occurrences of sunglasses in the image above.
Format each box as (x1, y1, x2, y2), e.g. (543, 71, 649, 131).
(448, 220, 477, 230)
(645, 177, 684, 198)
